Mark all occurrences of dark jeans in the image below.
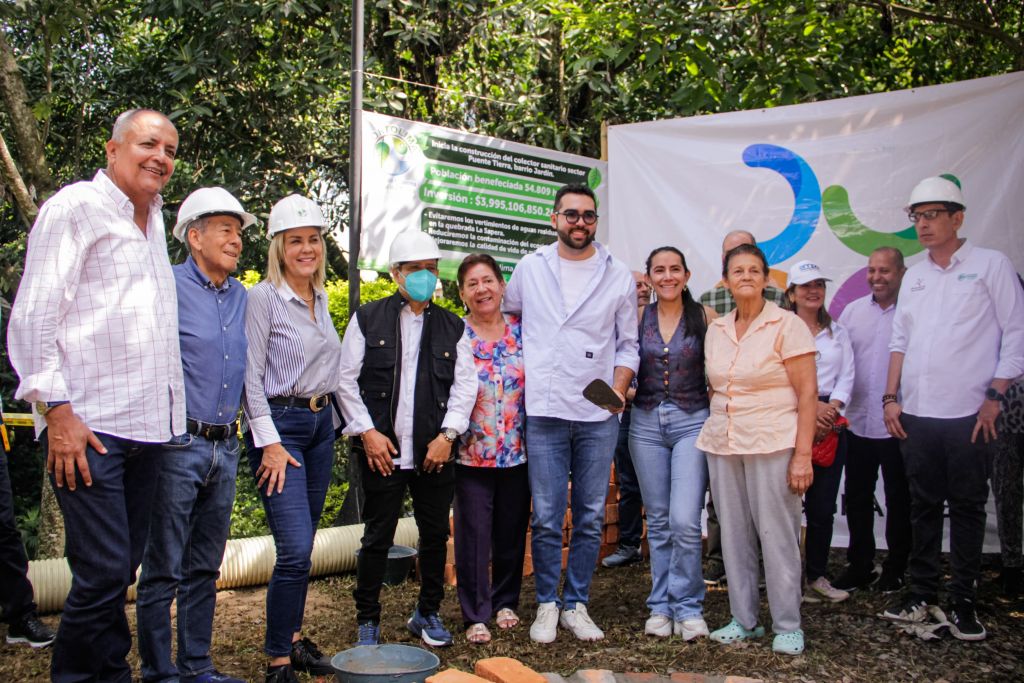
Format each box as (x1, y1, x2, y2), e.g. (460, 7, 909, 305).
(804, 431, 848, 581)
(0, 451, 35, 623)
(453, 463, 530, 626)
(43, 430, 162, 683)
(613, 409, 643, 548)
(354, 461, 454, 623)
(137, 432, 240, 682)
(844, 432, 911, 577)
(901, 413, 991, 602)
(246, 404, 335, 657)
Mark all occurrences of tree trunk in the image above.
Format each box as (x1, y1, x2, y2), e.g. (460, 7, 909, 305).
(35, 472, 64, 560)
(0, 30, 54, 201)
(0, 129, 38, 227)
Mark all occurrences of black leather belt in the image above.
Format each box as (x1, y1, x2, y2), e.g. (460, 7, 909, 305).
(269, 394, 330, 412)
(186, 418, 238, 441)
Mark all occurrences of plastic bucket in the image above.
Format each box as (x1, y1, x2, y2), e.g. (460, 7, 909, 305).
(332, 643, 440, 683)
(354, 544, 418, 586)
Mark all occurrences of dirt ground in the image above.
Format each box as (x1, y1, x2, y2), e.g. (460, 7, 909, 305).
(2, 552, 1022, 683)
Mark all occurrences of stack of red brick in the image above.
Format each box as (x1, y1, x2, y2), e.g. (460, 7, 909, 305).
(443, 463, 646, 587)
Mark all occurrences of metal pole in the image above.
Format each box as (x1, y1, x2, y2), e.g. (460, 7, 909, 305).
(340, 0, 366, 525)
(347, 0, 364, 312)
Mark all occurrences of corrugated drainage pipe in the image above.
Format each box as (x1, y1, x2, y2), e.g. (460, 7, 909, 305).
(27, 517, 420, 615)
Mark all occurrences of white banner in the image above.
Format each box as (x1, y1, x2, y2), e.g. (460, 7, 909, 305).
(359, 111, 608, 281)
(608, 72, 1024, 317)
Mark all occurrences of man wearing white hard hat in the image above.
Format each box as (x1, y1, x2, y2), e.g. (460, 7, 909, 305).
(136, 187, 255, 683)
(7, 109, 185, 682)
(337, 230, 475, 648)
(881, 176, 1024, 641)
(243, 194, 345, 682)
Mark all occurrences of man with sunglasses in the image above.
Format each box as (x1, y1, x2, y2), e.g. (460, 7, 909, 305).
(881, 175, 1024, 641)
(504, 183, 639, 643)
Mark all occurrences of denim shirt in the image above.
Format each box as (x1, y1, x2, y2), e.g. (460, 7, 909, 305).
(457, 314, 527, 468)
(174, 256, 247, 425)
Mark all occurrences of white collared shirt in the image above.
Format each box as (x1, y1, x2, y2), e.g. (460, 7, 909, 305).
(7, 170, 185, 441)
(838, 294, 897, 439)
(503, 241, 640, 421)
(814, 322, 855, 407)
(337, 305, 476, 469)
(890, 240, 1024, 418)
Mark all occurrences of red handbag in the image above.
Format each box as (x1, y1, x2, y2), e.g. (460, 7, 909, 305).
(812, 416, 848, 467)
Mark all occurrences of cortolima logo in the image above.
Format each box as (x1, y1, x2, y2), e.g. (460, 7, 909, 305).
(373, 124, 421, 177)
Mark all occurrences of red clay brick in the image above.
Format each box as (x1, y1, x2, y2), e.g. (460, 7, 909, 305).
(522, 553, 533, 577)
(561, 547, 569, 569)
(604, 504, 619, 524)
(670, 674, 705, 683)
(444, 563, 457, 586)
(723, 677, 763, 683)
(620, 674, 661, 683)
(427, 669, 490, 683)
(475, 657, 547, 683)
(446, 538, 456, 564)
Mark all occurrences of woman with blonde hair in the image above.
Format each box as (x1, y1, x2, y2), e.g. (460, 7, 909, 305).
(243, 194, 342, 683)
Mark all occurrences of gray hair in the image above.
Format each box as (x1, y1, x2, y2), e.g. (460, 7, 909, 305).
(184, 217, 208, 256)
(110, 108, 171, 142)
(722, 230, 756, 249)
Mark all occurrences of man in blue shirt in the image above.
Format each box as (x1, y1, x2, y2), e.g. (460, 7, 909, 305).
(504, 183, 639, 643)
(136, 187, 255, 683)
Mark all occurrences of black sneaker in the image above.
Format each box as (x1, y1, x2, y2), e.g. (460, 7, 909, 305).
(601, 545, 641, 568)
(289, 636, 335, 675)
(882, 594, 930, 622)
(265, 664, 300, 683)
(874, 571, 905, 594)
(948, 600, 986, 641)
(5, 613, 56, 648)
(703, 560, 726, 586)
(832, 567, 876, 592)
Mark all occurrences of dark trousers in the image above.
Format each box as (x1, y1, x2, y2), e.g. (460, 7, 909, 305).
(613, 410, 643, 548)
(354, 462, 454, 623)
(0, 452, 35, 624)
(901, 413, 991, 603)
(844, 432, 912, 577)
(704, 491, 723, 565)
(804, 432, 848, 581)
(992, 431, 1023, 568)
(453, 463, 530, 626)
(43, 431, 162, 683)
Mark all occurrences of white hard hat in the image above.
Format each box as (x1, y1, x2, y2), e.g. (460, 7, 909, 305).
(267, 194, 327, 238)
(173, 187, 256, 242)
(905, 176, 965, 211)
(787, 260, 832, 286)
(389, 230, 442, 265)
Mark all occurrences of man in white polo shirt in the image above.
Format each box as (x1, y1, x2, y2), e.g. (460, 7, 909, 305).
(881, 176, 1024, 641)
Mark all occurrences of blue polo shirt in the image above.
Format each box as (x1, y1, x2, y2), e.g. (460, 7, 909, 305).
(174, 256, 248, 425)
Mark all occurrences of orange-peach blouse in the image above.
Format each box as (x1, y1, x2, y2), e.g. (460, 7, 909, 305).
(696, 301, 816, 456)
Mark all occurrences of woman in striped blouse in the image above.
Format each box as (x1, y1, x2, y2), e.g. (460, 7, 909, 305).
(243, 194, 342, 683)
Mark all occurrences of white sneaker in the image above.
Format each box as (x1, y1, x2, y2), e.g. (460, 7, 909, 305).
(674, 617, 710, 641)
(808, 576, 849, 603)
(529, 602, 559, 643)
(559, 604, 604, 641)
(644, 614, 672, 637)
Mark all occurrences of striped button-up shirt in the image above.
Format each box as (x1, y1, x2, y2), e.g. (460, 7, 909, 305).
(243, 279, 343, 447)
(8, 170, 186, 441)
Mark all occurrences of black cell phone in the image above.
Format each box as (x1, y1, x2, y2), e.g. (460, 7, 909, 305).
(582, 379, 623, 411)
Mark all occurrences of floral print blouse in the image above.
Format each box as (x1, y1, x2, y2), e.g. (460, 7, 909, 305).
(457, 314, 527, 468)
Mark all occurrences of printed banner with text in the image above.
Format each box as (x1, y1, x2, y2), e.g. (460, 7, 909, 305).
(607, 72, 1024, 318)
(360, 111, 608, 280)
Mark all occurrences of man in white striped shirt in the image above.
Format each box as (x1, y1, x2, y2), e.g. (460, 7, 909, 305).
(7, 109, 185, 683)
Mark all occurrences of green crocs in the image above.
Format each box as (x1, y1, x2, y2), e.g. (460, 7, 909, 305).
(709, 619, 766, 644)
(772, 629, 805, 655)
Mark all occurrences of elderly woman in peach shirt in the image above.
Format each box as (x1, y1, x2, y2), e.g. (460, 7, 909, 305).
(696, 244, 817, 656)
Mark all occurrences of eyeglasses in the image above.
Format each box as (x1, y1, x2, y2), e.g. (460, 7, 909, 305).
(554, 209, 598, 225)
(907, 208, 952, 223)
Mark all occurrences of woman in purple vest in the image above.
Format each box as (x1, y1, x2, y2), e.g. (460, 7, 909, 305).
(628, 246, 717, 640)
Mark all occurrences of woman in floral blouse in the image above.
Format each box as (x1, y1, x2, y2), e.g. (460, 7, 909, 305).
(454, 253, 529, 644)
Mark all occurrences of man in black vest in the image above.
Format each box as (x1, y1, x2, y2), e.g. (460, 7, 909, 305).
(338, 231, 476, 648)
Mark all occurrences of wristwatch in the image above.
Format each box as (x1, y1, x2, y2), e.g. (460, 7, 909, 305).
(985, 387, 1006, 402)
(440, 427, 459, 443)
(35, 400, 69, 416)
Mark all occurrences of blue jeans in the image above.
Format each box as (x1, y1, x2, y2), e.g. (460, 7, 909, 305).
(527, 415, 619, 609)
(245, 404, 335, 656)
(43, 431, 162, 683)
(136, 432, 241, 682)
(629, 403, 709, 620)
